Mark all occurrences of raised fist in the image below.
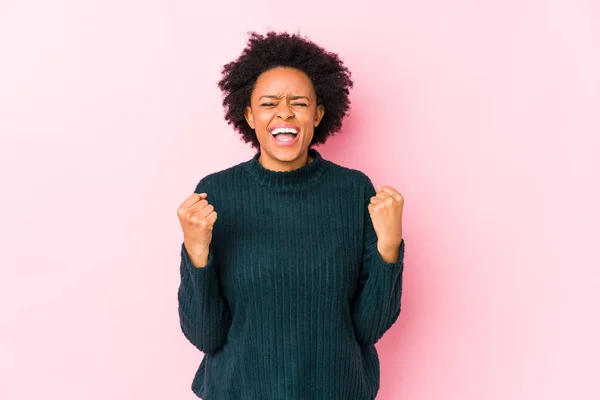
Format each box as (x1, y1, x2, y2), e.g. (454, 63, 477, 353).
(177, 192, 218, 267)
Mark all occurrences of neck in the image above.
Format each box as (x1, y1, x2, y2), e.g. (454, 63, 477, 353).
(243, 147, 327, 188)
(258, 152, 313, 172)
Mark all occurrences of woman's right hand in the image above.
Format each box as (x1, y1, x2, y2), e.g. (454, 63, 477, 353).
(177, 193, 218, 267)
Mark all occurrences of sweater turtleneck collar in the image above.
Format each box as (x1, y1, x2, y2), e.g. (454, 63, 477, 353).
(243, 147, 329, 188)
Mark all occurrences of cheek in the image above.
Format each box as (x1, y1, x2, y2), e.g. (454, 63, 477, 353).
(305, 111, 319, 129)
(255, 111, 276, 126)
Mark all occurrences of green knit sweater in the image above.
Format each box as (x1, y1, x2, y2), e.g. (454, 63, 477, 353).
(178, 148, 405, 399)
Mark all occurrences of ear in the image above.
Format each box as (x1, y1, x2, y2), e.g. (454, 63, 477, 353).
(244, 106, 255, 129)
(314, 104, 325, 127)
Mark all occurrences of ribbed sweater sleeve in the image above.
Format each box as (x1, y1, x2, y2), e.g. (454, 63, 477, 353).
(350, 179, 405, 346)
(177, 178, 232, 355)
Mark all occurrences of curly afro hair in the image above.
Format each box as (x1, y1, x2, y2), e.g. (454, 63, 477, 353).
(218, 31, 354, 149)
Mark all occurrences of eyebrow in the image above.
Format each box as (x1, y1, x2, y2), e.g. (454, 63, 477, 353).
(258, 95, 310, 101)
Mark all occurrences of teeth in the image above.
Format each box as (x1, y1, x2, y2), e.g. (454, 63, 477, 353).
(271, 127, 299, 135)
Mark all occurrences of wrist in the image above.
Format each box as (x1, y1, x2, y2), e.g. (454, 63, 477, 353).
(184, 241, 210, 268)
(377, 241, 402, 263)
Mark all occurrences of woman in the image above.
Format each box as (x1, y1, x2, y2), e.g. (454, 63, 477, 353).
(176, 31, 405, 399)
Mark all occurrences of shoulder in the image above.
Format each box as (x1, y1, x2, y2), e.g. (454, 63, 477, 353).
(323, 159, 375, 192)
(193, 160, 247, 194)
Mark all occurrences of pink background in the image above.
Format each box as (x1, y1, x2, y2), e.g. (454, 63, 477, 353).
(1, 0, 599, 399)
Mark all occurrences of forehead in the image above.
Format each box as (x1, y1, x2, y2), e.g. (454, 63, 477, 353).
(252, 67, 316, 97)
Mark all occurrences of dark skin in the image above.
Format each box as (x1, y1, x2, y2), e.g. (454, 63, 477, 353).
(177, 67, 403, 266)
(244, 67, 325, 172)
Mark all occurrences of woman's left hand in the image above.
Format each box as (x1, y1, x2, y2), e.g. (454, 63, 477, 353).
(368, 184, 404, 259)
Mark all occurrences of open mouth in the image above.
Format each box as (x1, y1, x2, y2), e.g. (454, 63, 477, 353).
(270, 127, 299, 144)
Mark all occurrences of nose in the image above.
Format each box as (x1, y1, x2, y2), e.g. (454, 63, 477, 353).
(275, 101, 293, 120)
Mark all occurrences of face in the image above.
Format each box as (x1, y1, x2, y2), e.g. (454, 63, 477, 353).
(244, 67, 325, 172)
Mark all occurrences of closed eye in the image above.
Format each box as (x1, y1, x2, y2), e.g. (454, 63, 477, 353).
(259, 102, 308, 107)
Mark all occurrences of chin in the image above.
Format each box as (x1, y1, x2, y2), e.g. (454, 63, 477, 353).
(271, 150, 302, 161)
